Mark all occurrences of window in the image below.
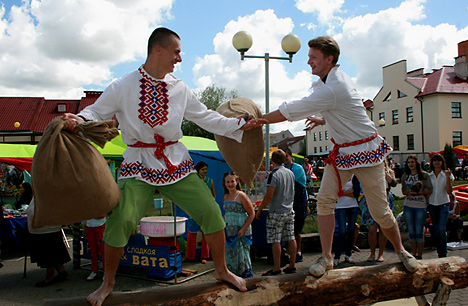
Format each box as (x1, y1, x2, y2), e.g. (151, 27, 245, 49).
(314, 147, 317, 153)
(393, 136, 399, 151)
(320, 146, 323, 152)
(313, 133, 317, 141)
(378, 112, 386, 126)
(383, 92, 391, 102)
(325, 131, 329, 140)
(407, 134, 414, 150)
(57, 104, 68, 112)
(325, 146, 328, 151)
(319, 132, 323, 141)
(397, 90, 407, 98)
(452, 102, 461, 118)
(406, 107, 413, 122)
(453, 131, 462, 147)
(392, 110, 399, 124)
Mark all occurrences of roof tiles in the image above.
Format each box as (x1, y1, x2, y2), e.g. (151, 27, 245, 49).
(0, 92, 102, 133)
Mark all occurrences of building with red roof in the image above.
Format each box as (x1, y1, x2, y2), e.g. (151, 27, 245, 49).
(369, 40, 468, 164)
(0, 91, 102, 144)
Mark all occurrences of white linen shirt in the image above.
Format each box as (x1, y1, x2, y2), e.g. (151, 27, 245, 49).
(79, 66, 245, 186)
(428, 171, 454, 205)
(278, 67, 392, 170)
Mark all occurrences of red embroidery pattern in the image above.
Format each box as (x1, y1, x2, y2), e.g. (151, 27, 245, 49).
(138, 67, 169, 127)
(119, 159, 195, 184)
(334, 140, 391, 169)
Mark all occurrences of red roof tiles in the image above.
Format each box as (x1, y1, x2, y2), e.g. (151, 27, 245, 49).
(0, 91, 102, 133)
(409, 66, 468, 97)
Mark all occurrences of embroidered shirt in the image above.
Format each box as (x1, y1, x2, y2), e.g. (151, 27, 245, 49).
(278, 67, 392, 170)
(79, 66, 245, 186)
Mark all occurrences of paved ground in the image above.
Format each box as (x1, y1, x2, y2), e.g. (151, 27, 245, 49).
(1, 237, 468, 306)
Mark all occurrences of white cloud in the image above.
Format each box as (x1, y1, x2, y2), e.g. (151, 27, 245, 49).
(335, 0, 468, 100)
(295, 0, 344, 32)
(0, 0, 174, 98)
(192, 9, 312, 136)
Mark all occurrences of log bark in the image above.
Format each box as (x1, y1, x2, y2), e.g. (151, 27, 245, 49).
(415, 295, 430, 306)
(432, 277, 454, 306)
(44, 256, 468, 306)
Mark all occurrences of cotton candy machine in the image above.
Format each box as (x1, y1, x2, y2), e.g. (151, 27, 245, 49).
(139, 216, 187, 237)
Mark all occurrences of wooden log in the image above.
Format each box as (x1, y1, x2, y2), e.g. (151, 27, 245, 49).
(415, 295, 430, 306)
(44, 256, 468, 306)
(431, 277, 454, 306)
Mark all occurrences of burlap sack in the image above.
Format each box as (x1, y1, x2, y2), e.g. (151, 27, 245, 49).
(215, 97, 264, 186)
(31, 117, 121, 228)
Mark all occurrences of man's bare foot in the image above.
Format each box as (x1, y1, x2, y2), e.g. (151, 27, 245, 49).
(215, 270, 247, 292)
(87, 282, 113, 306)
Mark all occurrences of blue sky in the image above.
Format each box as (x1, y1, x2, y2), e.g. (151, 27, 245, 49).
(1, 0, 467, 135)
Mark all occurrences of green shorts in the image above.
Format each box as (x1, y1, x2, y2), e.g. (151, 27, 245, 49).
(104, 173, 225, 247)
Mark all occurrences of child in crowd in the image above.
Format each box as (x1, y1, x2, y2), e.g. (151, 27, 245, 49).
(86, 215, 107, 281)
(447, 193, 464, 243)
(183, 162, 213, 263)
(222, 172, 255, 278)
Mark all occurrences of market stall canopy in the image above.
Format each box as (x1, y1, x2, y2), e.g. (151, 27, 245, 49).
(0, 143, 37, 170)
(0, 135, 227, 171)
(265, 146, 304, 164)
(428, 145, 468, 161)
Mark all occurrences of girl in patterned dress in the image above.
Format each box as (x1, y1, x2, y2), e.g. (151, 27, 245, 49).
(222, 172, 255, 278)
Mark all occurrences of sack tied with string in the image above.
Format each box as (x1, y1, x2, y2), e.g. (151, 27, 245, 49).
(31, 117, 121, 228)
(215, 97, 264, 186)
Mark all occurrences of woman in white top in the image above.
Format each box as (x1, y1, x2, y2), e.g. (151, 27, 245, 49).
(427, 153, 454, 258)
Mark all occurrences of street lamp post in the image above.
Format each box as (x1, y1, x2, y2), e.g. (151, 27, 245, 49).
(232, 31, 301, 170)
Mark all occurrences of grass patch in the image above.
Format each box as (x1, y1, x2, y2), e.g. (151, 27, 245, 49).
(303, 214, 318, 233)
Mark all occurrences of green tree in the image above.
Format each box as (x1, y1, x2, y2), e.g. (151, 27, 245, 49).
(181, 84, 238, 140)
(443, 143, 456, 171)
(298, 138, 307, 157)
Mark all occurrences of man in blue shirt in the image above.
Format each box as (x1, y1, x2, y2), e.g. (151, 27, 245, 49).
(284, 148, 308, 262)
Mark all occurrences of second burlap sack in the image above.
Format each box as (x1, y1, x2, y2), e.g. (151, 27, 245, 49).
(31, 117, 121, 228)
(215, 97, 264, 186)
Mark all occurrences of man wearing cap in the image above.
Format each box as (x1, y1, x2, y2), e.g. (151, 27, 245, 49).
(64, 27, 265, 306)
(262, 35, 419, 277)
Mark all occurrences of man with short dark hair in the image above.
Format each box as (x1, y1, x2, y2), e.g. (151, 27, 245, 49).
(256, 149, 297, 276)
(262, 36, 419, 277)
(64, 27, 265, 306)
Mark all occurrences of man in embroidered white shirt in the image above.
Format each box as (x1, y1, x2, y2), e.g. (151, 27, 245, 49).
(262, 36, 419, 277)
(64, 28, 265, 306)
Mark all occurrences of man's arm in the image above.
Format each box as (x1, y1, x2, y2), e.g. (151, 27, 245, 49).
(255, 186, 275, 220)
(262, 110, 287, 124)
